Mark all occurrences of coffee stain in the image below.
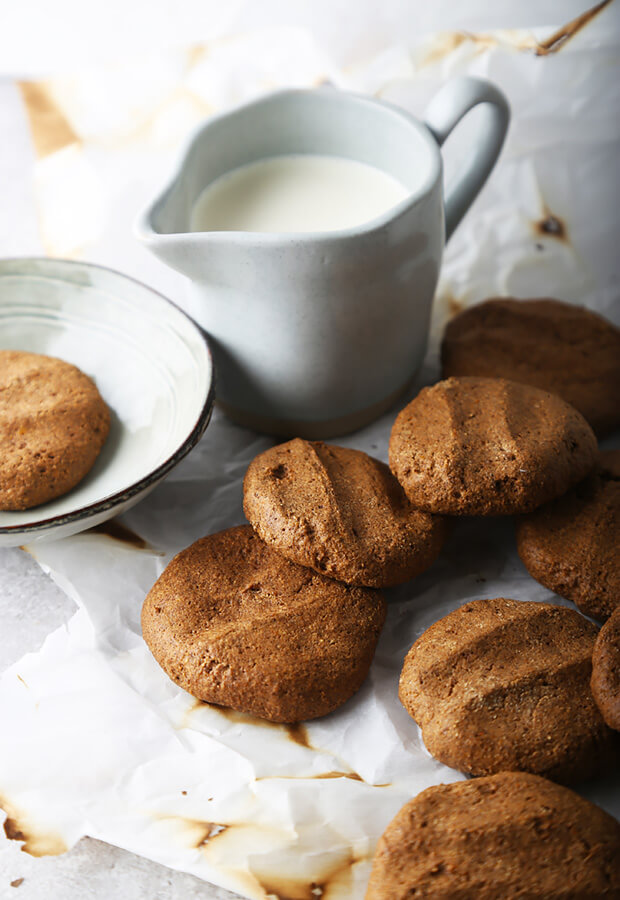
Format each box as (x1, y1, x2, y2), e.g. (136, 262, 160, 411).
(188, 702, 314, 750)
(418, 29, 535, 67)
(419, 2, 611, 68)
(186, 44, 209, 69)
(152, 813, 229, 851)
(189, 701, 293, 732)
(446, 293, 465, 318)
(313, 771, 364, 782)
(285, 723, 312, 749)
(90, 518, 149, 549)
(534, 0, 613, 55)
(255, 849, 370, 900)
(18, 82, 79, 159)
(256, 771, 363, 783)
(0, 797, 67, 857)
(194, 822, 228, 847)
(419, 32, 471, 66)
(186, 702, 382, 783)
(534, 209, 569, 243)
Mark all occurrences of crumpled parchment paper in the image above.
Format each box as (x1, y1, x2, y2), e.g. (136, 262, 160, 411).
(2, 3, 620, 897)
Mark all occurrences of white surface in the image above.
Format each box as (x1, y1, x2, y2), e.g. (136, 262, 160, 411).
(189, 155, 410, 234)
(1, 1, 620, 898)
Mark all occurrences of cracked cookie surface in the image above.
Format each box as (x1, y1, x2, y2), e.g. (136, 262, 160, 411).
(441, 297, 620, 437)
(244, 439, 447, 587)
(517, 449, 620, 621)
(592, 607, 620, 731)
(0, 350, 110, 510)
(142, 525, 386, 722)
(389, 376, 598, 516)
(398, 597, 619, 783)
(366, 772, 620, 899)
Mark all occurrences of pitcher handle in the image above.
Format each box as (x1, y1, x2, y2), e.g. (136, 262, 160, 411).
(424, 77, 510, 241)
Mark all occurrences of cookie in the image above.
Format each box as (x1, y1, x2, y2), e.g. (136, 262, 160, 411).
(243, 439, 447, 588)
(389, 376, 598, 516)
(398, 598, 619, 783)
(365, 772, 620, 899)
(142, 525, 386, 722)
(0, 350, 110, 510)
(441, 297, 620, 436)
(516, 449, 620, 621)
(592, 607, 620, 731)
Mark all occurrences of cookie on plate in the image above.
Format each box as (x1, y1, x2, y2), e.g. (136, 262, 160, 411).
(0, 350, 110, 510)
(516, 449, 620, 621)
(441, 298, 620, 437)
(142, 525, 386, 722)
(243, 439, 447, 588)
(398, 598, 619, 783)
(591, 607, 620, 731)
(389, 376, 598, 516)
(365, 772, 620, 899)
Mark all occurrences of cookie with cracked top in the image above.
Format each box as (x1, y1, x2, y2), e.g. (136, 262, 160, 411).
(441, 297, 620, 436)
(591, 607, 620, 731)
(398, 597, 619, 783)
(365, 772, 620, 899)
(142, 525, 386, 723)
(516, 449, 620, 621)
(0, 350, 110, 510)
(243, 439, 447, 588)
(389, 376, 598, 516)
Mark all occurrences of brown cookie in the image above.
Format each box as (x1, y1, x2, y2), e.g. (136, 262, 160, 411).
(243, 439, 447, 588)
(142, 525, 386, 723)
(592, 607, 620, 731)
(0, 350, 110, 510)
(389, 376, 598, 516)
(398, 598, 619, 783)
(365, 772, 620, 899)
(516, 449, 620, 622)
(441, 297, 620, 436)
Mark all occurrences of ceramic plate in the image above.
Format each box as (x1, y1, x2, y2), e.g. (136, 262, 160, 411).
(0, 258, 215, 546)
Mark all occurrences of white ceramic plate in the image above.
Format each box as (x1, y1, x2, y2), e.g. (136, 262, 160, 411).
(0, 258, 215, 546)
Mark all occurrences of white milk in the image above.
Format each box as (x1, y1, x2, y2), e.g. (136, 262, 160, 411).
(190, 154, 410, 233)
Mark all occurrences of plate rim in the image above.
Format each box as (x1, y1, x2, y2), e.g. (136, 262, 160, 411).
(0, 256, 216, 537)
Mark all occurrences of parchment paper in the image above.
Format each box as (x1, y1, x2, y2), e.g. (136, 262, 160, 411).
(1, 4, 620, 898)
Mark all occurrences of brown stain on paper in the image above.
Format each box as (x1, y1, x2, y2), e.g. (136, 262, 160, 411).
(1, 796, 67, 857)
(256, 771, 365, 784)
(419, 0, 612, 67)
(90, 518, 149, 549)
(255, 849, 370, 900)
(187, 702, 379, 783)
(188, 701, 314, 750)
(534, 0, 613, 55)
(18, 82, 78, 159)
(534, 209, 569, 243)
(193, 821, 228, 847)
(446, 293, 465, 318)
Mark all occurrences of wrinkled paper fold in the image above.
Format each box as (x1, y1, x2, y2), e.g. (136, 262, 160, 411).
(2, 5, 620, 897)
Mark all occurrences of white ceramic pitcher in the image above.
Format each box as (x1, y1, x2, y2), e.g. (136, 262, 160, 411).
(136, 78, 509, 438)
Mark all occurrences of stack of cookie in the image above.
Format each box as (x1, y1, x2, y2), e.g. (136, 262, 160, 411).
(142, 438, 451, 722)
(140, 296, 620, 896)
